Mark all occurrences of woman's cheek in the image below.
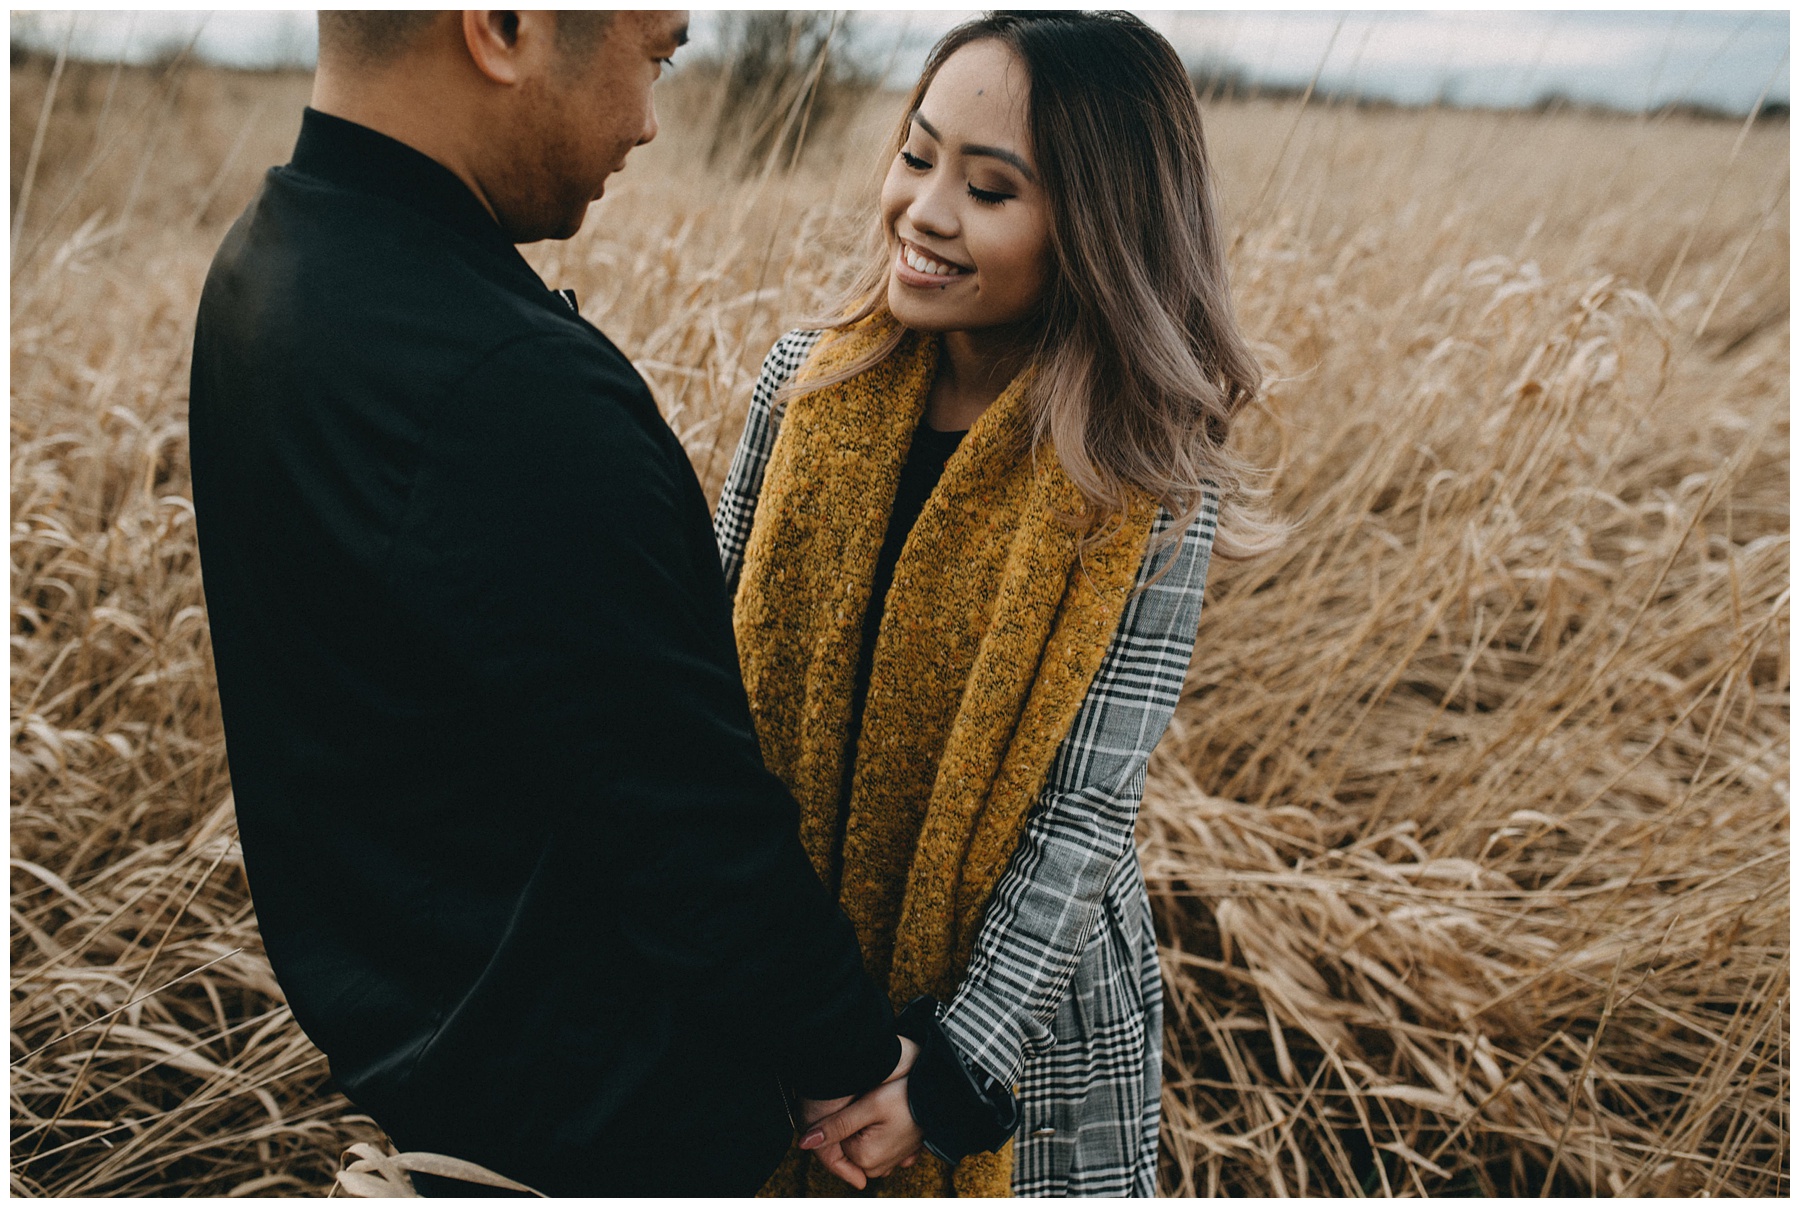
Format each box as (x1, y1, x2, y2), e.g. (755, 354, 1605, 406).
(993, 231, 1045, 311)
(877, 166, 906, 231)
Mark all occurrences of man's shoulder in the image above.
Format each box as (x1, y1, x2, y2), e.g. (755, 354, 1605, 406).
(200, 169, 619, 404)
(230, 169, 564, 326)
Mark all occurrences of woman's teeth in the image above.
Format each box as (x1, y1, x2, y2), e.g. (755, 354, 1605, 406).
(903, 246, 963, 276)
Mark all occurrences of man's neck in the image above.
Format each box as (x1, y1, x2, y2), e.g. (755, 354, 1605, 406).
(309, 72, 501, 227)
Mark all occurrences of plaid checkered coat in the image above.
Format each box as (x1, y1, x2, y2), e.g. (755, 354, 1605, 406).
(714, 331, 1214, 1197)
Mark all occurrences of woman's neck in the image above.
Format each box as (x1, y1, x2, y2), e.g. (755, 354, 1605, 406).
(925, 327, 1034, 432)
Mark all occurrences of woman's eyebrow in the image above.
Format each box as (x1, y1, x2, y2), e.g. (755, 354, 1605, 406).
(911, 112, 1038, 183)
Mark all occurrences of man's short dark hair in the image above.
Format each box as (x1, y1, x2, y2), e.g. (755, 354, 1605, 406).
(316, 11, 436, 65)
(316, 11, 613, 67)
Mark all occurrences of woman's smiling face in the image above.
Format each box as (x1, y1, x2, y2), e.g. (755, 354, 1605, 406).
(880, 40, 1052, 339)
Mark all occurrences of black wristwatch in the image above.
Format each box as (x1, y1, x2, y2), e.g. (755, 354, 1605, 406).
(894, 996, 1020, 1164)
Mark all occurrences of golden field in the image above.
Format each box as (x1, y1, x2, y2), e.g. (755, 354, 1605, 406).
(11, 51, 1788, 1197)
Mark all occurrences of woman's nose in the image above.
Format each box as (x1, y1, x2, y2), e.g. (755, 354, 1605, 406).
(907, 173, 960, 238)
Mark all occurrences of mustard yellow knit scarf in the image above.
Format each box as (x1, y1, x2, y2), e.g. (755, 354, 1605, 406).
(735, 318, 1155, 1197)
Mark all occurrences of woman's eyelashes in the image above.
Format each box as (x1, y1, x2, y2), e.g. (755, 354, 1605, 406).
(898, 149, 1016, 206)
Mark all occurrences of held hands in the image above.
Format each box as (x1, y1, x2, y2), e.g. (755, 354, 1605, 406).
(819, 1076, 924, 1183)
(795, 1036, 925, 1189)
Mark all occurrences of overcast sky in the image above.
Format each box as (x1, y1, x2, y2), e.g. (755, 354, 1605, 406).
(9, 9, 1791, 114)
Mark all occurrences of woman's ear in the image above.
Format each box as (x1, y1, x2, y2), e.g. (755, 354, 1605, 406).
(463, 11, 550, 86)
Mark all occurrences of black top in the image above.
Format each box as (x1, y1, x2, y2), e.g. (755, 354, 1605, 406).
(838, 420, 967, 874)
(187, 109, 897, 1197)
(859, 421, 969, 697)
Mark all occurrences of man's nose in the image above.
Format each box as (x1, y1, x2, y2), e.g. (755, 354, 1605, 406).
(638, 98, 659, 147)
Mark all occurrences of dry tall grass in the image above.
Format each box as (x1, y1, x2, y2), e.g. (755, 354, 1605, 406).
(11, 51, 1788, 1197)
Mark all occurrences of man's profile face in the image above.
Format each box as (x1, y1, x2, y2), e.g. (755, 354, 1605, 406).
(511, 10, 689, 242)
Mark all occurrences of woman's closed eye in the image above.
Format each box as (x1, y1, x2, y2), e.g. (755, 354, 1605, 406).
(901, 149, 1013, 206)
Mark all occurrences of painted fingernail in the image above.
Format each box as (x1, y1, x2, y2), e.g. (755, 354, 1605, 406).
(799, 1129, 824, 1149)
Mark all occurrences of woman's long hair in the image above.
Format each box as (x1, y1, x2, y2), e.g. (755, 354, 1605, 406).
(798, 10, 1280, 557)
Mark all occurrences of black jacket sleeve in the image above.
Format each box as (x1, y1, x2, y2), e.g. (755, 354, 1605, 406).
(386, 331, 898, 1100)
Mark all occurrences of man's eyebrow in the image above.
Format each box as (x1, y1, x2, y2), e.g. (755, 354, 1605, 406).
(909, 112, 1037, 182)
(672, 24, 689, 48)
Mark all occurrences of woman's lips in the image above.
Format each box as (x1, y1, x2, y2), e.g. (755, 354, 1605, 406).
(894, 239, 971, 289)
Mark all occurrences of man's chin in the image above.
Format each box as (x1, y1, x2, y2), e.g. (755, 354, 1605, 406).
(558, 208, 590, 240)
(510, 206, 591, 245)
(560, 196, 602, 238)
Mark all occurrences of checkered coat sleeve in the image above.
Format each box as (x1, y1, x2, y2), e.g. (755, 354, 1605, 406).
(715, 330, 1214, 1197)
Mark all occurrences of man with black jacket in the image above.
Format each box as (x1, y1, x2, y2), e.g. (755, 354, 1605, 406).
(188, 11, 907, 1195)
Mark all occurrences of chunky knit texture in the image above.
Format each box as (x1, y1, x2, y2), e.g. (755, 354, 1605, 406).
(736, 317, 1155, 1197)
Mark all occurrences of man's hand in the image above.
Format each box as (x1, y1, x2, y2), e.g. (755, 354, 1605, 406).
(795, 1093, 852, 1130)
(799, 1037, 923, 1188)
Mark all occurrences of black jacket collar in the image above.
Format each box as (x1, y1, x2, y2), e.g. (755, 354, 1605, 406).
(288, 107, 521, 261)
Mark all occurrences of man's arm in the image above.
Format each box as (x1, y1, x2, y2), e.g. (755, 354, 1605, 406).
(389, 331, 898, 1099)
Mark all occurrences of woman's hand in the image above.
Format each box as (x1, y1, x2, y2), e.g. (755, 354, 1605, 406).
(834, 1076, 926, 1180)
(799, 1037, 922, 1188)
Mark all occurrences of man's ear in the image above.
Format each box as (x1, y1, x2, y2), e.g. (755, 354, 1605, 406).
(462, 11, 529, 85)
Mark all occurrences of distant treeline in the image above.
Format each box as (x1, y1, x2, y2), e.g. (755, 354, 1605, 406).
(1187, 62, 1789, 122)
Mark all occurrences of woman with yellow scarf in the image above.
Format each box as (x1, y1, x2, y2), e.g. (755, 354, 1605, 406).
(714, 12, 1276, 1197)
